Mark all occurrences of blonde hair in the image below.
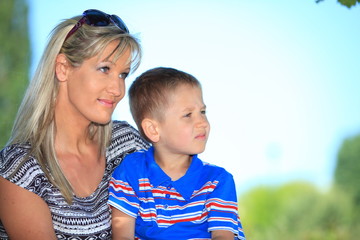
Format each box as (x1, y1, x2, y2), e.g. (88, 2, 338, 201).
(8, 14, 142, 203)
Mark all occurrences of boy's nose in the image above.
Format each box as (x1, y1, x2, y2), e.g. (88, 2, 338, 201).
(196, 116, 209, 128)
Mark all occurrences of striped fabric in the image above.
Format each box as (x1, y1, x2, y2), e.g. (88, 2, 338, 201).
(108, 147, 246, 240)
(0, 121, 150, 239)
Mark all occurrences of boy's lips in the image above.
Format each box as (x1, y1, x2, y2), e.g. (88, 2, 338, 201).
(195, 133, 207, 140)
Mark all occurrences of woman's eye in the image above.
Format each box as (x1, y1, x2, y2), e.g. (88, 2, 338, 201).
(99, 66, 110, 73)
(201, 110, 206, 115)
(119, 72, 129, 80)
(184, 113, 192, 118)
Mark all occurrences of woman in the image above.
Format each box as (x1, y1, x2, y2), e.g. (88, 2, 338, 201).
(0, 9, 149, 239)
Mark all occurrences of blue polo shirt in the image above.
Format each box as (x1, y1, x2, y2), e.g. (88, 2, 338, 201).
(108, 147, 245, 240)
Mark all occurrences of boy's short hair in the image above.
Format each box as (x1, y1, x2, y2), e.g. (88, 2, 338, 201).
(129, 67, 201, 141)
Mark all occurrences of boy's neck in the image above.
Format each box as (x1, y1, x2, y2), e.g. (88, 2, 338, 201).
(153, 148, 192, 181)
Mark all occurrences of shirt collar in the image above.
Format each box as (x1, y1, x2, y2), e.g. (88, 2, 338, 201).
(146, 147, 171, 186)
(146, 146, 204, 201)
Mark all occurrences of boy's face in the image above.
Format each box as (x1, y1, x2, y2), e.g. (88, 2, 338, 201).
(156, 84, 210, 155)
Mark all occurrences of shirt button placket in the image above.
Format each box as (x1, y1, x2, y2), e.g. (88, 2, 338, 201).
(165, 185, 171, 199)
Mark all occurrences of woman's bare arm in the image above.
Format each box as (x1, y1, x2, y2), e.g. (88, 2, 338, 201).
(0, 177, 57, 240)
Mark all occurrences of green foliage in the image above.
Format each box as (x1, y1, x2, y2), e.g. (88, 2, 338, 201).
(238, 134, 360, 239)
(238, 182, 359, 240)
(0, 0, 29, 148)
(315, 0, 360, 8)
(338, 0, 360, 8)
(334, 134, 360, 204)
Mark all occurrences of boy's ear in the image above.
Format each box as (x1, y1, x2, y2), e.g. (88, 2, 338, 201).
(141, 118, 160, 143)
(55, 53, 69, 82)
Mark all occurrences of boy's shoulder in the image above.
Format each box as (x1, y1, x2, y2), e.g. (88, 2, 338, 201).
(196, 157, 234, 179)
(112, 148, 152, 183)
(123, 148, 148, 161)
(120, 148, 150, 170)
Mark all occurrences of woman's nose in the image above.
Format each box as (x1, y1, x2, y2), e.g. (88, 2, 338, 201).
(107, 77, 124, 98)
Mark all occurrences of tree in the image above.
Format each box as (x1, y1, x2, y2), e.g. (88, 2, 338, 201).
(0, 0, 29, 148)
(238, 181, 357, 240)
(316, 0, 360, 8)
(334, 134, 360, 204)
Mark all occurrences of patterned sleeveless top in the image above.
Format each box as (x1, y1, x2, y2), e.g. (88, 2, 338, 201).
(0, 121, 150, 239)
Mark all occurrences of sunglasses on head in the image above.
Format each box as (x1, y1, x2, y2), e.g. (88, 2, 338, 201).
(64, 9, 129, 41)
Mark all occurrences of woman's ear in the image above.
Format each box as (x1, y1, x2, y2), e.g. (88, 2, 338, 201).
(55, 53, 69, 82)
(141, 118, 160, 143)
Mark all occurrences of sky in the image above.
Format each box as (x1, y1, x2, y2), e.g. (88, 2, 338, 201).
(27, 0, 360, 195)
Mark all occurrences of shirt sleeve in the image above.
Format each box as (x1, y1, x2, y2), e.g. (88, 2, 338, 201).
(206, 170, 246, 240)
(108, 155, 140, 218)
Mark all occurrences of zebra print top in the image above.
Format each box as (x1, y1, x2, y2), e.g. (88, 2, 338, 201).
(0, 121, 150, 239)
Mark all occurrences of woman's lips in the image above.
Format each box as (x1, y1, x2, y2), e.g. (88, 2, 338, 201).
(98, 99, 115, 107)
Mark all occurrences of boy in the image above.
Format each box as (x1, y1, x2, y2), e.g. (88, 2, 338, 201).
(108, 67, 245, 240)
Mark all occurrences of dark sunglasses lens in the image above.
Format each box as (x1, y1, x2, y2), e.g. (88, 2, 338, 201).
(83, 10, 129, 33)
(84, 10, 110, 26)
(110, 15, 129, 33)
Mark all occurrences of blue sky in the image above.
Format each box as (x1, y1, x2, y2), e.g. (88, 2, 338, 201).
(28, 0, 360, 195)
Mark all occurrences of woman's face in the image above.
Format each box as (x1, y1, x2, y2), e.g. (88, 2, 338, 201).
(60, 40, 131, 125)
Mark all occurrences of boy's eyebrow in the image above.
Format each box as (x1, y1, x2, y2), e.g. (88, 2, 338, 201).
(182, 104, 207, 112)
(199, 104, 207, 110)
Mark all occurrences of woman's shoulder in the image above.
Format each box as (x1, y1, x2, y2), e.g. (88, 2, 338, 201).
(1, 143, 32, 169)
(106, 121, 149, 170)
(1, 142, 31, 154)
(111, 120, 141, 141)
(109, 120, 149, 148)
(0, 142, 43, 183)
(112, 120, 135, 132)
